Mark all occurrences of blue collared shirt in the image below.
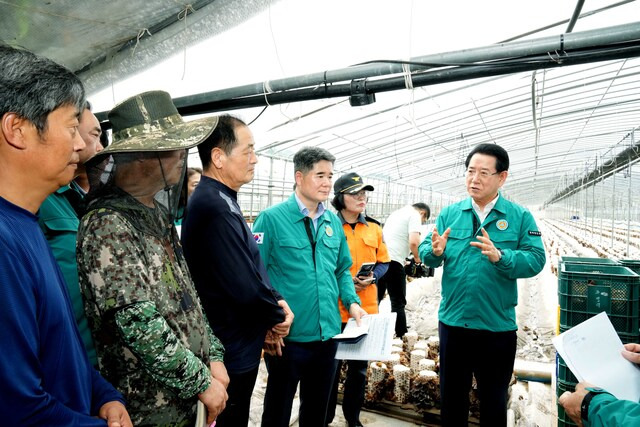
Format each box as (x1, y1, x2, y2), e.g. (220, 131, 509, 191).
(294, 193, 325, 230)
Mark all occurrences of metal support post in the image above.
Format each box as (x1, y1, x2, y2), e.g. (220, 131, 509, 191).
(612, 172, 616, 250)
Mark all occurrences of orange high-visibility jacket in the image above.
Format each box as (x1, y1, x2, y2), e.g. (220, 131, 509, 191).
(338, 215, 390, 322)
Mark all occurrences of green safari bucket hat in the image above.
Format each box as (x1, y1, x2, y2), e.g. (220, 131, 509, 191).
(95, 90, 218, 158)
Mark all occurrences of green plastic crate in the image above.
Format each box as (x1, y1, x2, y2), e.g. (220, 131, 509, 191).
(556, 354, 579, 385)
(619, 260, 640, 275)
(559, 263, 640, 333)
(556, 381, 577, 427)
(556, 378, 576, 395)
(560, 256, 619, 266)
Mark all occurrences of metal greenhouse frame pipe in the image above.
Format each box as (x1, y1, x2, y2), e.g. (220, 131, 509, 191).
(545, 128, 640, 205)
(169, 43, 640, 115)
(499, 0, 634, 43)
(172, 21, 640, 109)
(95, 21, 640, 122)
(566, 0, 586, 33)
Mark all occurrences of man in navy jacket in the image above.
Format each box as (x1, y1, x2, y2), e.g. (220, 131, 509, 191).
(182, 115, 293, 427)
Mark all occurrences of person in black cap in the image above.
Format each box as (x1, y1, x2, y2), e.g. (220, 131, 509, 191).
(327, 172, 390, 427)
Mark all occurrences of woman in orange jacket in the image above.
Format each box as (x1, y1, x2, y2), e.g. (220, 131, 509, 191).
(327, 172, 390, 427)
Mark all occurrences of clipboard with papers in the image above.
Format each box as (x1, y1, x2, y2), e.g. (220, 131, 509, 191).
(334, 312, 396, 361)
(332, 318, 369, 344)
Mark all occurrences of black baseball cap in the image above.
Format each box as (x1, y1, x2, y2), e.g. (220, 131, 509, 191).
(334, 172, 374, 194)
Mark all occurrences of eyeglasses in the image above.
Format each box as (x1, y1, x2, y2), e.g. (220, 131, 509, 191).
(466, 169, 501, 179)
(346, 190, 368, 200)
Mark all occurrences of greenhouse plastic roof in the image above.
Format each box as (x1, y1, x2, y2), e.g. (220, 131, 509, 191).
(253, 57, 640, 207)
(2, 0, 640, 208)
(0, 0, 277, 94)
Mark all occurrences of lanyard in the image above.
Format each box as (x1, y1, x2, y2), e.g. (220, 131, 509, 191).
(303, 217, 316, 267)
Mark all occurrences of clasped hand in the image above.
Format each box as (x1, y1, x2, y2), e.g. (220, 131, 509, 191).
(263, 299, 294, 356)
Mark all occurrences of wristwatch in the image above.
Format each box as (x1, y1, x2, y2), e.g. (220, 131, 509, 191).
(495, 247, 504, 263)
(581, 387, 604, 422)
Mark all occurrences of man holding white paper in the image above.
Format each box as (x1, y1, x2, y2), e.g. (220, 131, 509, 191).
(559, 343, 640, 426)
(253, 147, 367, 427)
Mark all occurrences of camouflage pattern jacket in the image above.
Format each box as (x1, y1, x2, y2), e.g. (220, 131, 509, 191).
(77, 191, 224, 427)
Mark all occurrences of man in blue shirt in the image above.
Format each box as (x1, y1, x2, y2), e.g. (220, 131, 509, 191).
(182, 115, 293, 426)
(0, 44, 130, 426)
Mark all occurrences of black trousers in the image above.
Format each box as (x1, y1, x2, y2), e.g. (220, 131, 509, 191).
(327, 322, 369, 426)
(438, 321, 517, 427)
(215, 366, 260, 427)
(261, 340, 339, 427)
(377, 260, 407, 337)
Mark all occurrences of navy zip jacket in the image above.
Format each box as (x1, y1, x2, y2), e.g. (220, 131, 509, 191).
(181, 176, 285, 373)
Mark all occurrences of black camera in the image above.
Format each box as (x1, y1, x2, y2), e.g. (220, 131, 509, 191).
(404, 257, 435, 278)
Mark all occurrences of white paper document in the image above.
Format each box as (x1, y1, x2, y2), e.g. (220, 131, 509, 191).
(552, 311, 640, 402)
(335, 312, 397, 361)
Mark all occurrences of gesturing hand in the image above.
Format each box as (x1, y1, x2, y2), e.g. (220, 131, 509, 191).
(431, 227, 451, 257)
(469, 227, 501, 263)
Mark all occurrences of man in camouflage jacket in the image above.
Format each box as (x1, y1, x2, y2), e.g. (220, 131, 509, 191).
(77, 91, 227, 426)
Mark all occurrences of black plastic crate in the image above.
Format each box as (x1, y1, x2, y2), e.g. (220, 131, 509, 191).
(559, 263, 640, 334)
(560, 256, 619, 266)
(619, 260, 640, 275)
(556, 380, 577, 427)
